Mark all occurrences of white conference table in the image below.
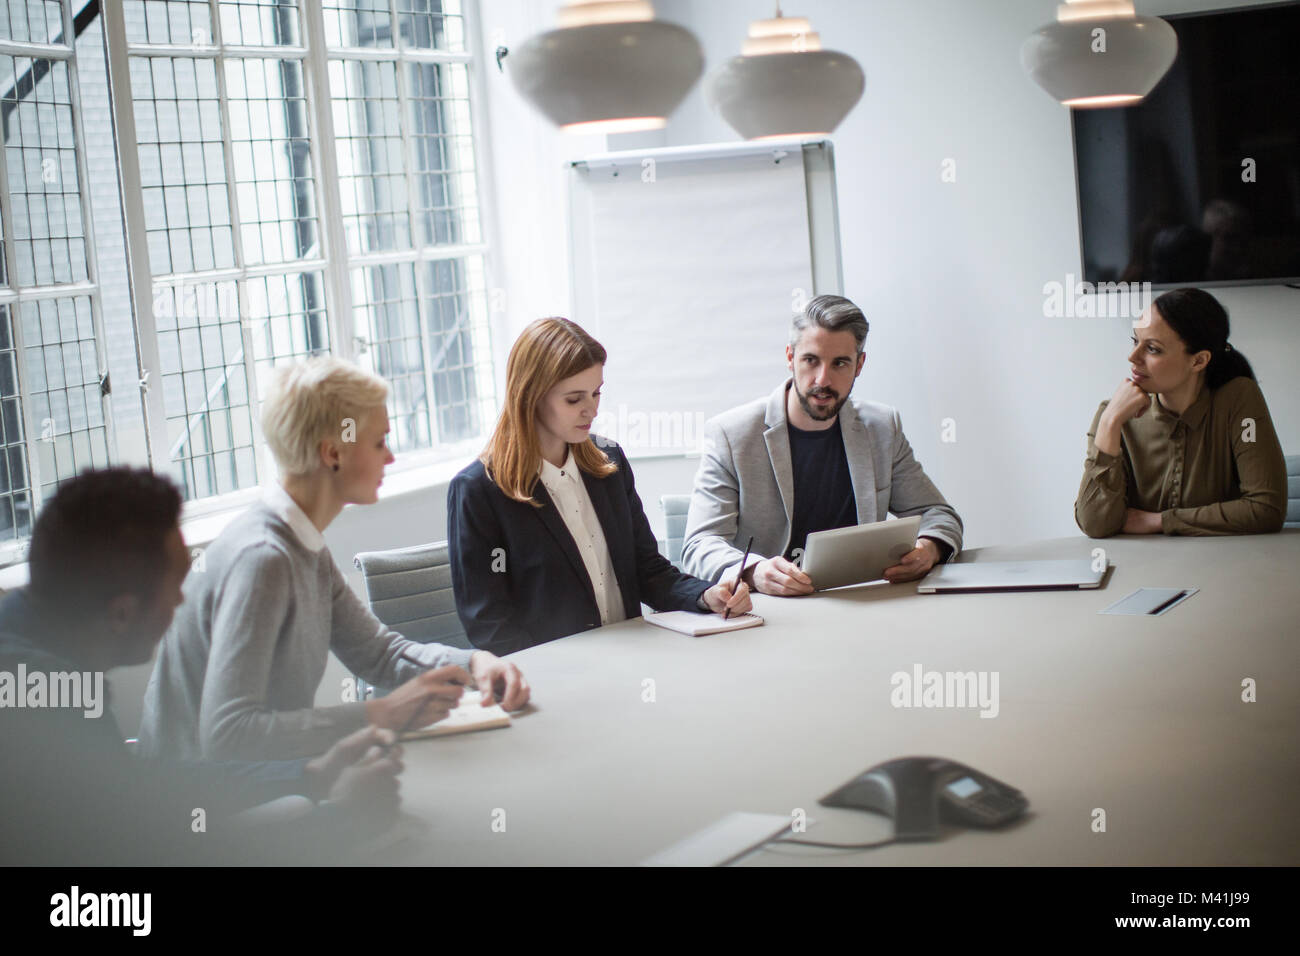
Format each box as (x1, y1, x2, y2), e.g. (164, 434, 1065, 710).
(392, 532, 1300, 866)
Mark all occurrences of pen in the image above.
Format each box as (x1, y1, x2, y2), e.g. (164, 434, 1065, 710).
(399, 649, 473, 687)
(724, 535, 754, 621)
(387, 650, 474, 748)
(1148, 589, 1189, 616)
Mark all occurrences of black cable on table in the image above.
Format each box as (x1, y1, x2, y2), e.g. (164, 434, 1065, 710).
(767, 835, 897, 851)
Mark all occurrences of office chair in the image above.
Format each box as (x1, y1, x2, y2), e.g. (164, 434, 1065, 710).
(1286, 455, 1300, 529)
(352, 541, 470, 699)
(660, 494, 692, 564)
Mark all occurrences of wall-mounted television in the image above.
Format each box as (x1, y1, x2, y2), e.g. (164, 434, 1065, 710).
(1072, 1, 1300, 288)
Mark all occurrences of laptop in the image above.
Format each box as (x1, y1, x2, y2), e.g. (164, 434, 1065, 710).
(800, 516, 922, 591)
(916, 559, 1105, 594)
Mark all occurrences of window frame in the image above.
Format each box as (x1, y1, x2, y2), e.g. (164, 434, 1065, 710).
(99, 0, 502, 525)
(0, 0, 118, 564)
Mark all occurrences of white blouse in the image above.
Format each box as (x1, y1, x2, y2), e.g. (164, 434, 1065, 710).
(538, 450, 625, 626)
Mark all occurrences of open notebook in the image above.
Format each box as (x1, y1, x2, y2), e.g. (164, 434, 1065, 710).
(401, 691, 512, 739)
(644, 611, 765, 637)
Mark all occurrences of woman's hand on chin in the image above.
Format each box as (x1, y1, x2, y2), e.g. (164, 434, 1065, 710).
(1105, 378, 1151, 426)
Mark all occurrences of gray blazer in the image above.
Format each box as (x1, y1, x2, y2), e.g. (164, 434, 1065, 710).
(681, 379, 963, 583)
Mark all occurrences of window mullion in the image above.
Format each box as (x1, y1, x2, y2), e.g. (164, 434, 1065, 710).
(100, 0, 171, 474)
(302, 0, 355, 363)
(206, 0, 263, 490)
(393, 29, 441, 449)
(462, 0, 505, 402)
(327, 47, 471, 64)
(0, 147, 47, 509)
(418, 241, 487, 262)
(0, 281, 95, 302)
(208, 0, 248, 286)
(0, 111, 18, 292)
(0, 40, 73, 59)
(348, 242, 486, 268)
(62, 0, 120, 467)
(236, 272, 263, 480)
(411, 250, 441, 448)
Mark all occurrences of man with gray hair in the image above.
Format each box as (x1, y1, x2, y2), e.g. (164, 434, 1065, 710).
(681, 294, 962, 594)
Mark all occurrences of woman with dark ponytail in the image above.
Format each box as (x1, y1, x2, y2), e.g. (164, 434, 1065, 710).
(1075, 288, 1287, 537)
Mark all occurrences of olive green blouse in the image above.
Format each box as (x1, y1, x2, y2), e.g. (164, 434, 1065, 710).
(1075, 376, 1288, 537)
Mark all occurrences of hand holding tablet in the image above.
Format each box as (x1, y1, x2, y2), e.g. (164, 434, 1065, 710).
(800, 515, 922, 591)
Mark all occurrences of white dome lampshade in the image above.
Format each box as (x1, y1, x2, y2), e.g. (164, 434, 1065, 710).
(1021, 0, 1178, 109)
(706, 8, 865, 140)
(508, 0, 704, 134)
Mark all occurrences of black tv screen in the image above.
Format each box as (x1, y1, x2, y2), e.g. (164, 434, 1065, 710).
(1072, 1, 1300, 287)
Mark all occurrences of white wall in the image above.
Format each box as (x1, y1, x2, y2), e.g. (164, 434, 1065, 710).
(474, 0, 607, 363)
(481, 0, 1300, 551)
(657, 0, 1300, 548)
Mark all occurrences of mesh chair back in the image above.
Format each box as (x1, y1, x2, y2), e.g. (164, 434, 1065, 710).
(1286, 455, 1300, 529)
(660, 494, 692, 565)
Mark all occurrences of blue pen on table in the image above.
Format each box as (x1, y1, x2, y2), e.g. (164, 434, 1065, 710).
(724, 535, 755, 621)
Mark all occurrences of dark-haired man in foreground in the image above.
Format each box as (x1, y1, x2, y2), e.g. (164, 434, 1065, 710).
(0, 467, 401, 864)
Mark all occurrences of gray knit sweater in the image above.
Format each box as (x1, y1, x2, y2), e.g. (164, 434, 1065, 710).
(138, 498, 474, 761)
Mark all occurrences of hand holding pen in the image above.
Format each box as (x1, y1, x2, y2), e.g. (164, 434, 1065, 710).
(691, 535, 757, 621)
(364, 658, 470, 741)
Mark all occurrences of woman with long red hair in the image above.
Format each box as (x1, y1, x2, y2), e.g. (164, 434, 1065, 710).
(448, 318, 750, 654)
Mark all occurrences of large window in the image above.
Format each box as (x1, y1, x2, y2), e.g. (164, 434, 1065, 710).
(0, 0, 495, 555)
(321, 1, 492, 456)
(0, 0, 114, 548)
(120, 0, 495, 502)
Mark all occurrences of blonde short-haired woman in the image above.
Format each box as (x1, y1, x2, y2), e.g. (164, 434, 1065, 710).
(140, 357, 528, 761)
(447, 318, 750, 654)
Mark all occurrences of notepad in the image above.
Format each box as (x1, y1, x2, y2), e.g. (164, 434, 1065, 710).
(401, 691, 512, 739)
(644, 610, 765, 636)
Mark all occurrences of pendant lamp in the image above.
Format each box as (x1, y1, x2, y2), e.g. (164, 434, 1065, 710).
(1021, 0, 1178, 109)
(706, 5, 865, 140)
(507, 0, 704, 134)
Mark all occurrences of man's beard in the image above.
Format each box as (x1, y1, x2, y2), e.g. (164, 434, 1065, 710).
(792, 380, 849, 422)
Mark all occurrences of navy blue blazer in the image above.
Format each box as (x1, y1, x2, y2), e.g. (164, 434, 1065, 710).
(447, 437, 711, 655)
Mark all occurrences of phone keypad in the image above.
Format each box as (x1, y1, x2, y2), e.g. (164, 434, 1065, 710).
(961, 791, 1026, 825)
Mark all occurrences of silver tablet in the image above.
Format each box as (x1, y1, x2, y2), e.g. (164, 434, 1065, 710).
(800, 516, 922, 591)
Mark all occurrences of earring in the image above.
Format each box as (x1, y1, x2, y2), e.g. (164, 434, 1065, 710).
(332, 464, 339, 472)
